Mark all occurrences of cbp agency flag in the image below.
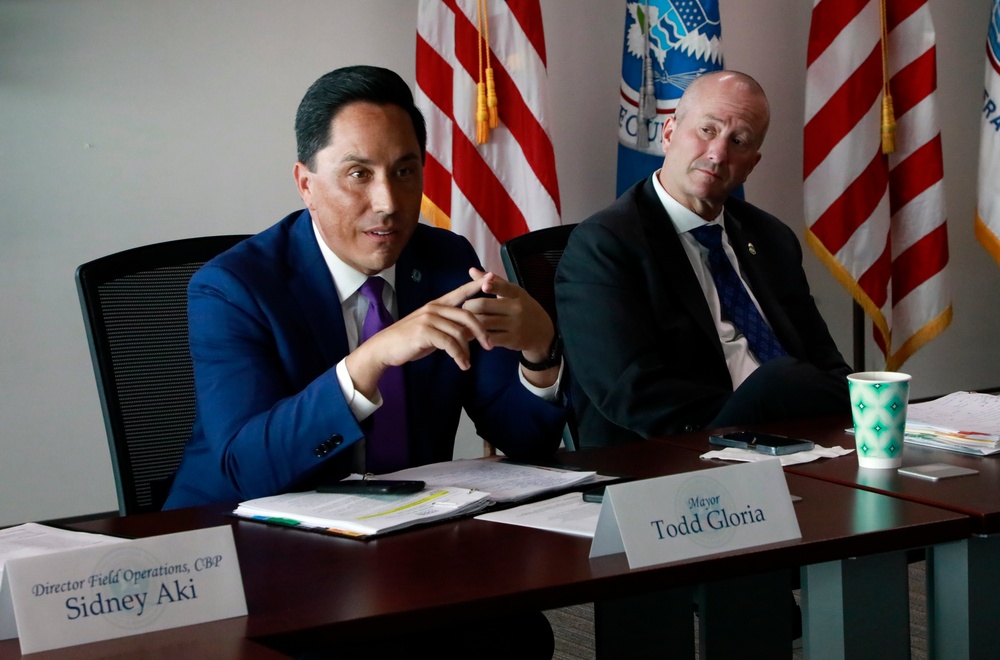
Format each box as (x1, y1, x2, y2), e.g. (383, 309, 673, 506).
(616, 0, 724, 197)
(977, 0, 1000, 266)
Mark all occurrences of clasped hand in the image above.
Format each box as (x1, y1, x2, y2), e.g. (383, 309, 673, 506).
(344, 268, 555, 398)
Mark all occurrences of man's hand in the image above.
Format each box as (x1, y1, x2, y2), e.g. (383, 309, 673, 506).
(344, 278, 492, 399)
(462, 268, 559, 387)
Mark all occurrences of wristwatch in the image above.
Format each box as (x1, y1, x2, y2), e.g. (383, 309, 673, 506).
(519, 333, 563, 371)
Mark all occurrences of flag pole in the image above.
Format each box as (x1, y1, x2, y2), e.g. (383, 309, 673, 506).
(853, 301, 865, 372)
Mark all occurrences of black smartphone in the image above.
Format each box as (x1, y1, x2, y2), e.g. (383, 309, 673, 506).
(316, 479, 425, 495)
(581, 486, 605, 503)
(709, 431, 814, 456)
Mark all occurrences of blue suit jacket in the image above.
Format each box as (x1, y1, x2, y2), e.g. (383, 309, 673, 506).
(164, 210, 565, 508)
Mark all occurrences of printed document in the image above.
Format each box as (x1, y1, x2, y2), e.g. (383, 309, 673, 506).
(475, 492, 602, 538)
(376, 458, 599, 502)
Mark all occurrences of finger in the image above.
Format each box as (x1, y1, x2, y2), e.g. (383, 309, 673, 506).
(434, 278, 486, 308)
(470, 267, 511, 295)
(481, 275, 520, 298)
(462, 296, 509, 317)
(421, 325, 474, 370)
(385, 310, 479, 368)
(424, 303, 494, 350)
(478, 316, 514, 334)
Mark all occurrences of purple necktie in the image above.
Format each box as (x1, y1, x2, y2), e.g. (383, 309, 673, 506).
(690, 224, 786, 363)
(358, 277, 409, 473)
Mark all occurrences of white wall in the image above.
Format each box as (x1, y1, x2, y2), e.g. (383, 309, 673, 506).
(1, 0, 995, 526)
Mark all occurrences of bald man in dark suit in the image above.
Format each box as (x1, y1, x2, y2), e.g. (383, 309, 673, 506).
(557, 70, 849, 447)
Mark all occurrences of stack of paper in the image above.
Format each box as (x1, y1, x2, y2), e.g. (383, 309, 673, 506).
(233, 487, 492, 538)
(0, 524, 126, 640)
(233, 458, 603, 538)
(904, 391, 1000, 455)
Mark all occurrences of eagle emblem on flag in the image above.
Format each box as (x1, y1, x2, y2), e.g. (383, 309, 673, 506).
(619, 0, 723, 156)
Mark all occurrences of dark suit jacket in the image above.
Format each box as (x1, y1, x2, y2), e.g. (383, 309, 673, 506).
(164, 210, 564, 508)
(555, 177, 848, 446)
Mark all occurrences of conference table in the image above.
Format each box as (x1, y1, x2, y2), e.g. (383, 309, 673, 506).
(656, 415, 1000, 659)
(0, 436, 974, 659)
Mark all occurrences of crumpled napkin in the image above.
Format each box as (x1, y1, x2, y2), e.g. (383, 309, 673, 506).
(700, 444, 854, 466)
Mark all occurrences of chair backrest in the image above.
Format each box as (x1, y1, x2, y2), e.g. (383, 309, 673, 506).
(500, 224, 578, 324)
(500, 223, 579, 450)
(76, 235, 250, 515)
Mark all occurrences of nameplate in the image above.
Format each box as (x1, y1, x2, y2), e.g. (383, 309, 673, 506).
(6, 525, 247, 654)
(590, 460, 800, 569)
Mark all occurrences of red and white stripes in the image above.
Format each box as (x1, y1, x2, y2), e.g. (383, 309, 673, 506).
(804, 0, 950, 370)
(416, 0, 561, 275)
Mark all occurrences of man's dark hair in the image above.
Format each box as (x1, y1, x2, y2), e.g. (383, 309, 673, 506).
(295, 65, 427, 169)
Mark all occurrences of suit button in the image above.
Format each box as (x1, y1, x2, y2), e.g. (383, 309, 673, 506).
(684, 424, 699, 433)
(329, 435, 343, 447)
(313, 443, 330, 457)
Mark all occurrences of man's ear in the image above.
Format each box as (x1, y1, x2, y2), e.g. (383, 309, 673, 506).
(743, 151, 763, 181)
(293, 161, 313, 206)
(660, 116, 676, 155)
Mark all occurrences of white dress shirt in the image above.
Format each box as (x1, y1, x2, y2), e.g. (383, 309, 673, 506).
(651, 173, 777, 388)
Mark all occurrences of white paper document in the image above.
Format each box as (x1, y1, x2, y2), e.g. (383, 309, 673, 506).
(376, 458, 599, 502)
(0, 523, 126, 640)
(233, 487, 492, 538)
(700, 444, 854, 465)
(904, 392, 1000, 454)
(475, 492, 602, 537)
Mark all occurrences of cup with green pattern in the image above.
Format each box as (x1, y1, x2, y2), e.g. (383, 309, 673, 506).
(847, 371, 911, 468)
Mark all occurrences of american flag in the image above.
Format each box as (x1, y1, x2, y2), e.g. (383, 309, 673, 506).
(804, 0, 951, 370)
(415, 0, 561, 276)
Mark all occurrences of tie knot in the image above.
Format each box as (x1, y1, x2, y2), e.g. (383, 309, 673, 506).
(689, 223, 724, 250)
(359, 276, 386, 305)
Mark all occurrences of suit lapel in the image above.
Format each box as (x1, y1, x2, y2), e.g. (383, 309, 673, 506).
(388, 237, 438, 466)
(286, 211, 351, 366)
(393, 244, 427, 318)
(636, 180, 724, 357)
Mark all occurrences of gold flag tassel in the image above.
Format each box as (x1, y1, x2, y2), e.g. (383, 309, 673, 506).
(486, 67, 499, 128)
(879, 0, 896, 154)
(475, 0, 496, 143)
(476, 79, 489, 145)
(480, 0, 500, 128)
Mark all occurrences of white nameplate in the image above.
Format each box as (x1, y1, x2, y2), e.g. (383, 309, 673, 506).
(590, 460, 800, 569)
(6, 525, 247, 654)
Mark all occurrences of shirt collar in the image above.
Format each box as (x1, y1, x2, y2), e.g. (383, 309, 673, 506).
(311, 218, 397, 304)
(650, 171, 725, 234)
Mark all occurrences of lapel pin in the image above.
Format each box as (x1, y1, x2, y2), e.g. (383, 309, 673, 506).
(411, 269, 422, 282)
(747, 243, 757, 256)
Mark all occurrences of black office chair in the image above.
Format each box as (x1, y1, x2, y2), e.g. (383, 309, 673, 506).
(500, 223, 579, 450)
(76, 235, 250, 515)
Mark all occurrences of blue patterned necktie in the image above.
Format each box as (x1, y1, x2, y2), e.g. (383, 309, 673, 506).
(358, 277, 409, 472)
(689, 223, 786, 363)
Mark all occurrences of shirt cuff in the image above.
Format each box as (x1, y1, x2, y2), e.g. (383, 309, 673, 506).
(518, 358, 564, 402)
(336, 358, 381, 422)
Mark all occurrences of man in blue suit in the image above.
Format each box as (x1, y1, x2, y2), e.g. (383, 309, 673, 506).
(164, 66, 565, 511)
